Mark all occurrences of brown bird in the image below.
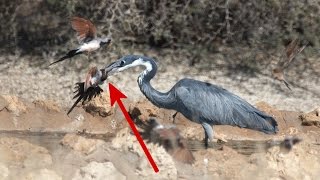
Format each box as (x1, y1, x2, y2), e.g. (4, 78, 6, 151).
(67, 66, 108, 115)
(49, 17, 111, 66)
(139, 119, 195, 164)
(272, 38, 307, 90)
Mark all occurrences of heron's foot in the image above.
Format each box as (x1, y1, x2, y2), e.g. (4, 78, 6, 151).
(213, 132, 228, 143)
(172, 111, 178, 124)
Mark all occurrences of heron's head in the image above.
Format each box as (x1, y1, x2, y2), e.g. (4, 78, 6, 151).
(100, 37, 111, 46)
(105, 55, 152, 76)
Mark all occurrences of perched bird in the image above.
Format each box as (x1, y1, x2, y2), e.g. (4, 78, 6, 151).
(139, 119, 195, 164)
(49, 17, 111, 66)
(272, 38, 307, 90)
(104, 55, 279, 147)
(67, 66, 108, 115)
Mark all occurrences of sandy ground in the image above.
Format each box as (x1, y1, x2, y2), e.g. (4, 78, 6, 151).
(0, 93, 319, 179)
(0, 51, 319, 179)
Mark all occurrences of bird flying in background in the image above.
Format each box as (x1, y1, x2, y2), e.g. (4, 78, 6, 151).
(272, 38, 307, 90)
(49, 17, 111, 66)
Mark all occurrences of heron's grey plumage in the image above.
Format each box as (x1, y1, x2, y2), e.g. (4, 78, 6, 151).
(106, 55, 278, 146)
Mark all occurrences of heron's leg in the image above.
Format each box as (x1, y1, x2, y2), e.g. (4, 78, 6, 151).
(172, 111, 178, 124)
(201, 123, 213, 148)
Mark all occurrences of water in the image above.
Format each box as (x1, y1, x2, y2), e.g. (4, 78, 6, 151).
(0, 130, 113, 153)
(186, 139, 281, 155)
(0, 130, 281, 156)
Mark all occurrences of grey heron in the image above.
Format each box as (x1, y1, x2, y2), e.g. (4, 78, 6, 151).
(105, 55, 279, 146)
(49, 17, 111, 66)
(69, 55, 279, 146)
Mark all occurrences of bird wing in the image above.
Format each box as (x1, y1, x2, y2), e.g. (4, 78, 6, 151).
(276, 38, 307, 69)
(67, 82, 103, 115)
(174, 79, 277, 134)
(71, 17, 97, 44)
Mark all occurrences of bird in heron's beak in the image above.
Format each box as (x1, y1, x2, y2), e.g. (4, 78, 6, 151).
(67, 66, 107, 115)
(67, 60, 126, 115)
(84, 67, 103, 91)
(49, 17, 111, 66)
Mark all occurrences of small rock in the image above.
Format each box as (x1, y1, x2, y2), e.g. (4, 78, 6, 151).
(61, 134, 104, 155)
(72, 161, 125, 180)
(1, 95, 27, 115)
(300, 108, 320, 127)
(25, 169, 62, 180)
(83, 92, 113, 117)
(128, 103, 159, 121)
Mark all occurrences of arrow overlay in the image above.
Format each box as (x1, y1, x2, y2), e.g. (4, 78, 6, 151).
(108, 83, 159, 173)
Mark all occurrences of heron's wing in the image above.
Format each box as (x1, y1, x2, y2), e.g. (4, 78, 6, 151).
(71, 17, 97, 44)
(174, 79, 278, 134)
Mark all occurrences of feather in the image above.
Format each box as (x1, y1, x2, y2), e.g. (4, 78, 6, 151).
(71, 17, 97, 44)
(67, 82, 103, 115)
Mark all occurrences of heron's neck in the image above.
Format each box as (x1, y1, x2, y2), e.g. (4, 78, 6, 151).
(138, 58, 176, 109)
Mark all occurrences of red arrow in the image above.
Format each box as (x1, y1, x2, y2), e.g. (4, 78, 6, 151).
(108, 83, 159, 173)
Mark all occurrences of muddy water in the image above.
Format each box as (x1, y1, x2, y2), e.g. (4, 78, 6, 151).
(0, 131, 283, 155)
(0, 131, 113, 152)
(186, 139, 282, 155)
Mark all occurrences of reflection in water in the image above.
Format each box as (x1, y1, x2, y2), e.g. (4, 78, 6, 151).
(0, 130, 302, 156)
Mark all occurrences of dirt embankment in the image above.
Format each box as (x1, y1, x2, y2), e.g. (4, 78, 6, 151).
(0, 94, 320, 179)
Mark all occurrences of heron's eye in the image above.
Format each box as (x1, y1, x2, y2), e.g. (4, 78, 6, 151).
(120, 60, 125, 66)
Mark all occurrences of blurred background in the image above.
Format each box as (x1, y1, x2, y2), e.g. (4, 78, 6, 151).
(0, 1, 320, 179)
(0, 0, 319, 110)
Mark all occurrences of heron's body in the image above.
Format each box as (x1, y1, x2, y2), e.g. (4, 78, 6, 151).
(151, 78, 277, 131)
(105, 55, 278, 145)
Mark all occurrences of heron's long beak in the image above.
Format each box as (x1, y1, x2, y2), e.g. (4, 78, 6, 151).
(105, 60, 122, 76)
